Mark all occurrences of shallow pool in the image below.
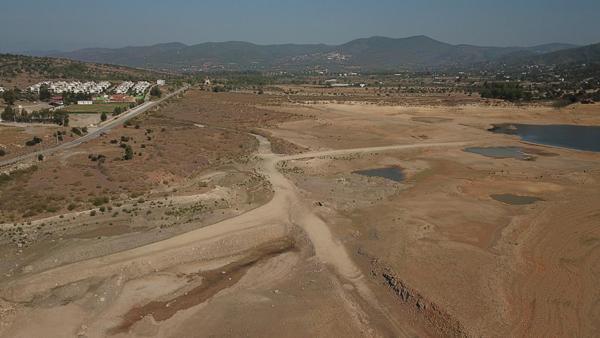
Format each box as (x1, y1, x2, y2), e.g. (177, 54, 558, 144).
(465, 147, 530, 160)
(491, 194, 544, 205)
(489, 124, 600, 152)
(353, 167, 405, 182)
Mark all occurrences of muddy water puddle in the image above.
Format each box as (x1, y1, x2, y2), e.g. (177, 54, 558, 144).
(411, 117, 453, 124)
(353, 167, 405, 182)
(465, 146, 558, 160)
(489, 124, 600, 152)
(491, 194, 544, 205)
(465, 147, 531, 160)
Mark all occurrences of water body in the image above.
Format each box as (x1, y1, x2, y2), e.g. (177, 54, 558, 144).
(491, 194, 544, 205)
(465, 147, 531, 160)
(489, 124, 600, 152)
(353, 167, 405, 182)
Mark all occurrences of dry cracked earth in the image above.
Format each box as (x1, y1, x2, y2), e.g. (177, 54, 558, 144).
(1, 90, 599, 337)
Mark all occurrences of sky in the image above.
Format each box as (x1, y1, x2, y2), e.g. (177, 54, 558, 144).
(1, 0, 600, 52)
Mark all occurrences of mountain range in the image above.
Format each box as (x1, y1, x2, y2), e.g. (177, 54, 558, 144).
(27, 36, 596, 72)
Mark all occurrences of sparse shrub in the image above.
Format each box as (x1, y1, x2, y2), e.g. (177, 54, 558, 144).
(71, 127, 83, 136)
(123, 144, 134, 160)
(25, 136, 42, 146)
(90, 196, 109, 206)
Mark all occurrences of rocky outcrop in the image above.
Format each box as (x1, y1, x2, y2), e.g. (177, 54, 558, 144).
(361, 250, 469, 337)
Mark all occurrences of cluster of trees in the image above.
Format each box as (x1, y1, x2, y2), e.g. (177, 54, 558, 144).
(1, 106, 69, 125)
(478, 82, 532, 101)
(2, 89, 18, 105)
(54, 130, 66, 141)
(150, 86, 161, 98)
(61, 91, 92, 105)
(2, 88, 68, 126)
(211, 85, 230, 93)
(112, 103, 137, 117)
(70, 126, 88, 136)
(112, 106, 125, 116)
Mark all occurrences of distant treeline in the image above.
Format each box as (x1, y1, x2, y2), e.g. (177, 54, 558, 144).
(478, 82, 532, 101)
(1, 107, 69, 125)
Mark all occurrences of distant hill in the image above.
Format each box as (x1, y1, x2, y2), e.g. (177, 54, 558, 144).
(33, 36, 583, 72)
(335, 36, 576, 69)
(520, 42, 600, 65)
(0, 53, 172, 88)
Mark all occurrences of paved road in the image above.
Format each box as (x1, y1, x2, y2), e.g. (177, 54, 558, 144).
(0, 86, 188, 168)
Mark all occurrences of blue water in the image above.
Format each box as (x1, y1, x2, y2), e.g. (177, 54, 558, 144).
(490, 124, 600, 152)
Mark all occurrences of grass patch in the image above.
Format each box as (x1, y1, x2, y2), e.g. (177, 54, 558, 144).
(62, 103, 131, 114)
(0, 166, 38, 187)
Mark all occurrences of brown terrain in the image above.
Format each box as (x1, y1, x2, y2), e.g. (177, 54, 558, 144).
(0, 88, 599, 337)
(0, 54, 168, 88)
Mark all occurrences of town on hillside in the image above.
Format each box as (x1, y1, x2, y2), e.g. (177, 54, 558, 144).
(0, 79, 166, 124)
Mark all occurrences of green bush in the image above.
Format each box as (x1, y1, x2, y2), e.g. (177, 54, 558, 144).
(90, 196, 109, 206)
(25, 136, 43, 147)
(123, 144, 134, 160)
(479, 82, 531, 101)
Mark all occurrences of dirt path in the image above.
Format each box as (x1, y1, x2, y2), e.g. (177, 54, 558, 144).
(0, 134, 467, 335)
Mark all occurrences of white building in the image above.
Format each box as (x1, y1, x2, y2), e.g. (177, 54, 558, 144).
(28, 81, 112, 95)
(157, 79, 166, 86)
(114, 81, 134, 94)
(77, 100, 93, 105)
(0, 87, 5, 93)
(132, 81, 151, 95)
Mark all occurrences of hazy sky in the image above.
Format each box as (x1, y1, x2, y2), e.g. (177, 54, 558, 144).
(1, 0, 599, 52)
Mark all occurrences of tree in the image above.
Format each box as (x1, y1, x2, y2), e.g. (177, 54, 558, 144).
(25, 136, 42, 146)
(39, 85, 52, 101)
(71, 127, 83, 136)
(100, 112, 107, 122)
(479, 82, 528, 102)
(1, 106, 15, 122)
(112, 106, 123, 116)
(150, 86, 162, 98)
(123, 144, 134, 160)
(2, 89, 16, 105)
